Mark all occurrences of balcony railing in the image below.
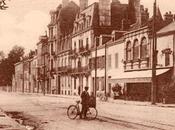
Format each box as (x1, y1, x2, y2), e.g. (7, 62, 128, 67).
(70, 66, 90, 76)
(124, 57, 150, 71)
(79, 45, 90, 56)
(57, 66, 71, 74)
(69, 49, 78, 59)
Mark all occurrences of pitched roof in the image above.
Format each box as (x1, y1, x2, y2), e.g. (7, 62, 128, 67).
(157, 21, 175, 35)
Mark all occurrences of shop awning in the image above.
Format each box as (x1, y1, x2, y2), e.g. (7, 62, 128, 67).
(108, 69, 170, 83)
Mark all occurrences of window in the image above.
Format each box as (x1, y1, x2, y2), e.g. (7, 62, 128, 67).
(65, 58, 67, 66)
(86, 38, 89, 49)
(96, 37, 100, 47)
(101, 78, 105, 91)
(74, 59, 76, 68)
(74, 78, 76, 89)
(51, 43, 53, 53)
(96, 78, 99, 91)
(126, 41, 132, 61)
(165, 53, 170, 66)
(141, 37, 148, 59)
(108, 55, 112, 68)
(89, 58, 95, 70)
(61, 59, 63, 67)
(101, 56, 105, 68)
(78, 58, 81, 68)
(79, 39, 83, 49)
(85, 57, 88, 65)
(115, 53, 119, 68)
(74, 42, 76, 50)
(51, 59, 53, 70)
(133, 39, 139, 60)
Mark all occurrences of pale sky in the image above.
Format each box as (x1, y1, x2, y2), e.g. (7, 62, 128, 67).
(0, 0, 174, 54)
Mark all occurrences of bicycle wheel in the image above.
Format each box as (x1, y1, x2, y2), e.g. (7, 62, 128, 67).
(102, 96, 108, 102)
(86, 107, 98, 120)
(67, 105, 78, 119)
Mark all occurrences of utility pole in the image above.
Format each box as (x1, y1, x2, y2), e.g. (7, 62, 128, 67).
(22, 59, 24, 93)
(94, 37, 98, 107)
(151, 0, 157, 105)
(43, 52, 46, 96)
(104, 39, 107, 96)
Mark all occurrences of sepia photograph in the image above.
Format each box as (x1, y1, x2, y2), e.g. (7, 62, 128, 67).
(0, 0, 175, 129)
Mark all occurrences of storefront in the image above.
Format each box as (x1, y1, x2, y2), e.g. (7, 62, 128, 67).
(108, 68, 171, 102)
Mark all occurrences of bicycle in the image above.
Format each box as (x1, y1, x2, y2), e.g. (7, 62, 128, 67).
(67, 100, 98, 120)
(99, 95, 108, 102)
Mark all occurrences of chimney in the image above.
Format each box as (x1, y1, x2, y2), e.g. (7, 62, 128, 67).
(99, 0, 111, 26)
(164, 11, 174, 24)
(79, 0, 88, 11)
(62, 0, 69, 7)
(128, 0, 141, 26)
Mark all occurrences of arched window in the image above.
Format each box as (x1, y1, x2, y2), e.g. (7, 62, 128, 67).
(133, 39, 139, 60)
(140, 37, 148, 59)
(126, 41, 132, 61)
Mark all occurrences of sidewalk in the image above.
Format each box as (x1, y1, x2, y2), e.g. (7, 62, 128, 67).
(0, 109, 26, 130)
(17, 92, 175, 108)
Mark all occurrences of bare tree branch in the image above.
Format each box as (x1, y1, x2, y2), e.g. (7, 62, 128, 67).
(0, 0, 8, 10)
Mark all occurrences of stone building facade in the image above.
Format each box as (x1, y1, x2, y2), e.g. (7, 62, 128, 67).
(13, 0, 175, 103)
(37, 35, 49, 94)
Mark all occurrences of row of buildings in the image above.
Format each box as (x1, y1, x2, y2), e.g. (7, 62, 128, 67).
(13, 0, 175, 103)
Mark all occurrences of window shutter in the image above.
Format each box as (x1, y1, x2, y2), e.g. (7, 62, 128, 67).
(115, 53, 118, 68)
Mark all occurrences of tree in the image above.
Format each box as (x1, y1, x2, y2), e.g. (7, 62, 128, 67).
(0, 45, 25, 86)
(8, 45, 25, 64)
(0, 51, 5, 61)
(0, 0, 8, 10)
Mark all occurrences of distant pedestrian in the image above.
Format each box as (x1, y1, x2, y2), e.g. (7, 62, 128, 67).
(80, 86, 90, 119)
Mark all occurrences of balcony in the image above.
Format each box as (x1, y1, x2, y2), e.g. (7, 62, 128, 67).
(69, 49, 78, 59)
(57, 66, 71, 74)
(70, 66, 90, 76)
(79, 46, 90, 56)
(124, 57, 150, 71)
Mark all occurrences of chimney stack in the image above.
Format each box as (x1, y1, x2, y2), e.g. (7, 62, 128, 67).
(128, 0, 141, 26)
(164, 11, 174, 24)
(62, 0, 69, 7)
(99, 0, 111, 26)
(79, 0, 88, 11)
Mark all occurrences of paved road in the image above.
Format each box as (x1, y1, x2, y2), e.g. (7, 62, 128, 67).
(0, 92, 174, 130)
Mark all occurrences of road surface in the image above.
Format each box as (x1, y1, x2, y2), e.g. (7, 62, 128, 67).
(0, 92, 174, 130)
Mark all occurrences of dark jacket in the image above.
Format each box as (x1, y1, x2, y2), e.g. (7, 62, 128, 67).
(81, 91, 90, 105)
